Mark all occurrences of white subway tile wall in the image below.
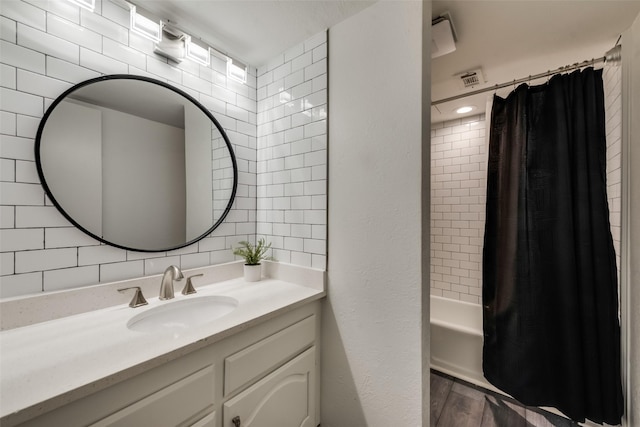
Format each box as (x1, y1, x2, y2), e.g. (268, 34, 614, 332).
(0, 0, 275, 298)
(603, 65, 622, 280)
(431, 68, 622, 303)
(256, 32, 327, 270)
(430, 114, 487, 304)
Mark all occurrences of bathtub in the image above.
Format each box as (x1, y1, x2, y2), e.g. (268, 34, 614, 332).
(430, 295, 500, 393)
(430, 295, 595, 423)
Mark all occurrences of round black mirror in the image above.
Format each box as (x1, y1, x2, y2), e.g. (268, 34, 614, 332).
(35, 74, 237, 252)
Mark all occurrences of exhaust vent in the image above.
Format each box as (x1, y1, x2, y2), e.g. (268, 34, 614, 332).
(456, 68, 485, 89)
(432, 12, 457, 59)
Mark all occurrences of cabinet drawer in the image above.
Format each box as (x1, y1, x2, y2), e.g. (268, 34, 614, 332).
(90, 365, 215, 427)
(223, 347, 315, 427)
(224, 315, 315, 396)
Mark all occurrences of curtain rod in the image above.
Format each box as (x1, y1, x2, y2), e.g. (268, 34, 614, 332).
(432, 55, 610, 106)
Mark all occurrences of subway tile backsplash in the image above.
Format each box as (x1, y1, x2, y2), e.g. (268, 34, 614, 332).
(431, 66, 622, 304)
(0, 1, 327, 298)
(256, 33, 327, 270)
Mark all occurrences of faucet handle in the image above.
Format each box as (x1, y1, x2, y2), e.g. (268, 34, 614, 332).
(182, 274, 203, 295)
(118, 286, 148, 308)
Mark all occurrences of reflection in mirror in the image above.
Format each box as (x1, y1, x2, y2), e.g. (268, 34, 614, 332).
(36, 75, 237, 252)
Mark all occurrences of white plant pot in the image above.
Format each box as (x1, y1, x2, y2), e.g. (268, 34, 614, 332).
(244, 264, 262, 282)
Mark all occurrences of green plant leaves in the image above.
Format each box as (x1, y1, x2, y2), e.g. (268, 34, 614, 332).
(232, 238, 275, 265)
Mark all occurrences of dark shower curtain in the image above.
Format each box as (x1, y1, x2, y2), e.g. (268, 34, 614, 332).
(482, 67, 624, 425)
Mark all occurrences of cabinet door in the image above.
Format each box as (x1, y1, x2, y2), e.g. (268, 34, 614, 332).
(223, 347, 315, 427)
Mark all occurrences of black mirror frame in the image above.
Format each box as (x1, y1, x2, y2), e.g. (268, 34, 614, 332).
(35, 74, 238, 253)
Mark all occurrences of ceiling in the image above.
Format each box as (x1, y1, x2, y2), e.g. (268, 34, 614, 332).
(431, 0, 640, 123)
(132, 0, 640, 123)
(134, 0, 376, 67)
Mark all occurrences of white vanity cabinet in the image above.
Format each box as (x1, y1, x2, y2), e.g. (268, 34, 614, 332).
(19, 345, 219, 427)
(90, 364, 218, 427)
(15, 301, 320, 427)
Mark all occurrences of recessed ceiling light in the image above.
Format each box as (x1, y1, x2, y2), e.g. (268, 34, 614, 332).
(456, 106, 474, 114)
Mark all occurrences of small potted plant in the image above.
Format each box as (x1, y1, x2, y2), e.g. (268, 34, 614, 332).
(233, 238, 274, 282)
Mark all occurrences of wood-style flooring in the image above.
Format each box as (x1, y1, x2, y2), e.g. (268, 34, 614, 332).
(431, 370, 580, 427)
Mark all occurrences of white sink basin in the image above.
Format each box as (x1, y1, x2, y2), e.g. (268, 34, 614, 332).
(127, 296, 238, 333)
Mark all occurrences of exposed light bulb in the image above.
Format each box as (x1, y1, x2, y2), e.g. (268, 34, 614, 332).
(66, 0, 95, 11)
(130, 5, 162, 43)
(186, 36, 210, 66)
(227, 58, 247, 84)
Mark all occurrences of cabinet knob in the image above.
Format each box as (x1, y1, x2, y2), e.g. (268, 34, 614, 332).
(231, 416, 241, 427)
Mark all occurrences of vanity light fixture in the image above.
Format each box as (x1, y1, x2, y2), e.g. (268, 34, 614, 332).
(154, 24, 186, 63)
(130, 5, 162, 43)
(186, 36, 211, 67)
(126, 1, 247, 83)
(66, 0, 95, 12)
(456, 106, 474, 114)
(227, 57, 247, 84)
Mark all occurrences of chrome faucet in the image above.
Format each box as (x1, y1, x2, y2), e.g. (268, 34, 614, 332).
(159, 265, 184, 300)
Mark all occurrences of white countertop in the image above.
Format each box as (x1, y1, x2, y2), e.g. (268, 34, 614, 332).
(0, 263, 325, 425)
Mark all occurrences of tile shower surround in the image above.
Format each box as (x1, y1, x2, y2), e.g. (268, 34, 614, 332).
(430, 66, 622, 303)
(430, 114, 487, 304)
(0, 0, 327, 297)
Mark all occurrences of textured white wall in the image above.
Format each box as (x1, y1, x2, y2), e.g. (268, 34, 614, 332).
(623, 10, 640, 427)
(323, 1, 428, 425)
